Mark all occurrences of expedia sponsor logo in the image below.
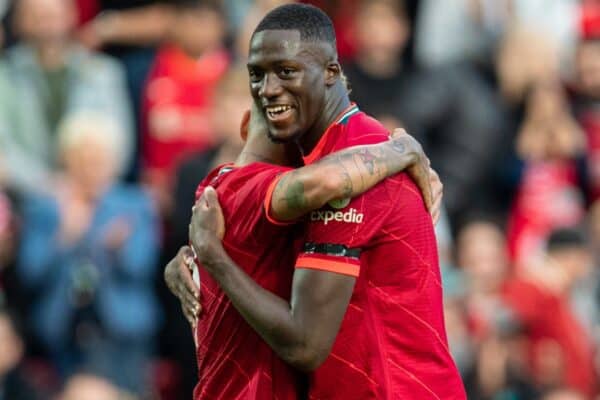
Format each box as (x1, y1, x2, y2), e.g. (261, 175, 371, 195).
(310, 208, 364, 225)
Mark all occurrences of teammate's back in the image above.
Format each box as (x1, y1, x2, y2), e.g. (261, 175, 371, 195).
(193, 162, 302, 400)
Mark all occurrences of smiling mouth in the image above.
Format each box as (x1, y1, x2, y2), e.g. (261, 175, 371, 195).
(265, 105, 295, 123)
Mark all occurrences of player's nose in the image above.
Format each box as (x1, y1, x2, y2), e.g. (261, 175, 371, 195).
(258, 72, 283, 99)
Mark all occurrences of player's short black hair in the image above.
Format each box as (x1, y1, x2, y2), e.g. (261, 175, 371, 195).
(253, 3, 336, 45)
(547, 227, 587, 252)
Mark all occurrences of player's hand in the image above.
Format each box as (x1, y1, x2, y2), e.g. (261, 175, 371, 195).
(428, 167, 443, 225)
(191, 187, 225, 239)
(389, 129, 443, 224)
(164, 246, 200, 328)
(189, 187, 226, 268)
(390, 129, 433, 212)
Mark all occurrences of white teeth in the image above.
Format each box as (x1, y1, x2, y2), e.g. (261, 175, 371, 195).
(266, 105, 292, 114)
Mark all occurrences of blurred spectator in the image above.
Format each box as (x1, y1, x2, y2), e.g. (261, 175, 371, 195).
(542, 387, 587, 400)
(0, 308, 40, 400)
(496, 28, 561, 105)
(546, 228, 599, 348)
(0, 155, 15, 284)
(454, 218, 536, 398)
(573, 3, 600, 203)
(506, 81, 586, 268)
(503, 228, 597, 397)
(415, 0, 579, 70)
(0, 150, 32, 322)
(77, 0, 178, 180)
(77, 1, 174, 51)
(60, 373, 135, 400)
(0, 0, 133, 195)
(344, 0, 505, 222)
(456, 218, 540, 399)
(17, 111, 160, 394)
(456, 218, 514, 342)
(141, 0, 229, 215)
(343, 0, 409, 116)
(588, 200, 600, 265)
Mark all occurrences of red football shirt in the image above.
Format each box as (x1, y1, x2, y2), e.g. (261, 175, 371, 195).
(284, 105, 467, 399)
(192, 162, 304, 400)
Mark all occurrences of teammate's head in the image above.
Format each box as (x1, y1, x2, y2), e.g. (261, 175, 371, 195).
(213, 65, 252, 147)
(236, 101, 290, 167)
(247, 4, 344, 144)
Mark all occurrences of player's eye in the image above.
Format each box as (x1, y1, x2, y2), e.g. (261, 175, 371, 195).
(278, 67, 296, 78)
(248, 69, 263, 83)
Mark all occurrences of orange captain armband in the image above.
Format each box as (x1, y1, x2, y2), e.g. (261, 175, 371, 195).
(295, 243, 361, 277)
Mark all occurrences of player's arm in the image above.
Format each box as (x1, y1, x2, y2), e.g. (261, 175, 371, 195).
(191, 188, 355, 371)
(270, 131, 432, 222)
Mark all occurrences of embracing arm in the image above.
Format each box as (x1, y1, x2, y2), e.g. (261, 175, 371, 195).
(194, 226, 353, 371)
(270, 132, 430, 222)
(191, 188, 354, 371)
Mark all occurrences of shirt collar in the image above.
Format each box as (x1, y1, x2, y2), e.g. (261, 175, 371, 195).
(302, 103, 359, 165)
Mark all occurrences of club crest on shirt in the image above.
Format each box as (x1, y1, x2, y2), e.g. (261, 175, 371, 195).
(328, 197, 351, 209)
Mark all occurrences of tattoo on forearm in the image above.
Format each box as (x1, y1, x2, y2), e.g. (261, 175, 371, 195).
(391, 139, 406, 154)
(357, 149, 376, 175)
(340, 167, 353, 198)
(282, 178, 308, 211)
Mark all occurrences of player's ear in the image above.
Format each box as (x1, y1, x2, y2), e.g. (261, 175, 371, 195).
(240, 109, 250, 142)
(325, 61, 341, 87)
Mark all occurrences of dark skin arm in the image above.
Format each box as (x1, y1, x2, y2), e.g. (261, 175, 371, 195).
(191, 187, 354, 371)
(270, 129, 436, 222)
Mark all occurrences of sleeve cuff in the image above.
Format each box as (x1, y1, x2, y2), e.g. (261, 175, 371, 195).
(263, 174, 295, 226)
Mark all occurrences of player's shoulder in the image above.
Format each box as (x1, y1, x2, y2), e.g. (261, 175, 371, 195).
(383, 172, 425, 203)
(220, 162, 290, 187)
(195, 162, 290, 200)
(345, 111, 390, 145)
(194, 164, 226, 200)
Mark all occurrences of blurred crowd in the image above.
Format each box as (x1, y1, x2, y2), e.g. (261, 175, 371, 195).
(0, 0, 599, 398)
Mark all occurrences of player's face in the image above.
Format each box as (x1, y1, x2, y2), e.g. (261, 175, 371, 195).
(247, 30, 328, 143)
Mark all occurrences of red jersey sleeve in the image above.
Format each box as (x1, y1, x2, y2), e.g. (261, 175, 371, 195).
(195, 163, 293, 242)
(295, 186, 390, 277)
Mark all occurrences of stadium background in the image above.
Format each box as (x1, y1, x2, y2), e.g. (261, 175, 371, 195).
(0, 0, 599, 398)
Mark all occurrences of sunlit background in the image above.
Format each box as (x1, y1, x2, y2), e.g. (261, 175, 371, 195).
(0, 0, 599, 399)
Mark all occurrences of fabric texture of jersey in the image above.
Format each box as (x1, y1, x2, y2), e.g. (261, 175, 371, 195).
(298, 105, 467, 399)
(192, 162, 304, 400)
